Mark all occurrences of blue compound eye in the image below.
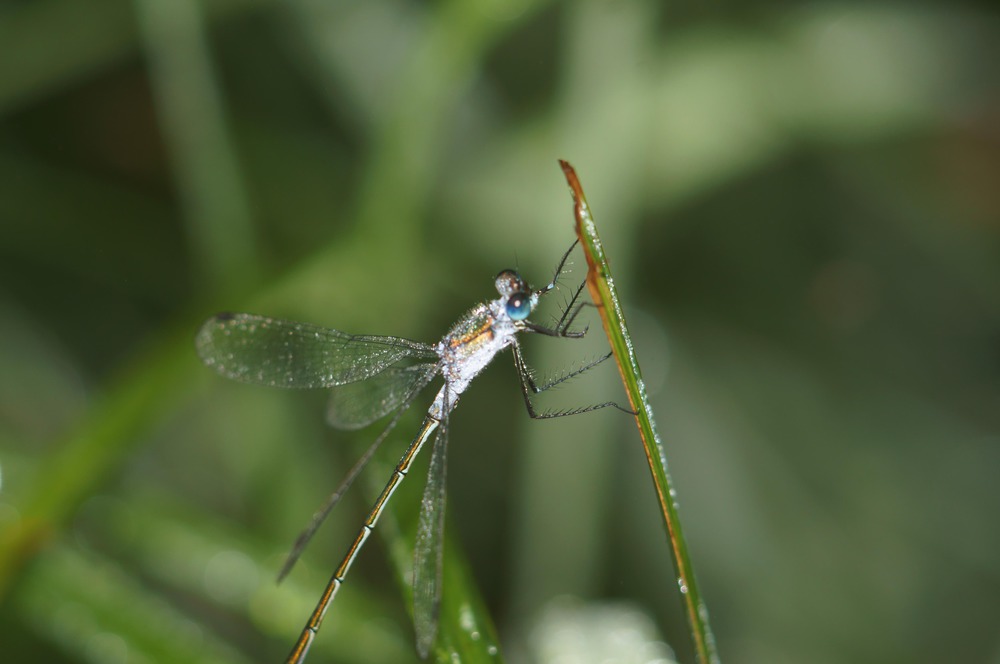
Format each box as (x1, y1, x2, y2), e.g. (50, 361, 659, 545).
(505, 293, 531, 320)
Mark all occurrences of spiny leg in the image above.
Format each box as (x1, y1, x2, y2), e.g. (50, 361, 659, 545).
(520, 349, 614, 394)
(527, 279, 594, 339)
(538, 239, 580, 295)
(510, 341, 632, 419)
(285, 414, 441, 664)
(552, 278, 590, 335)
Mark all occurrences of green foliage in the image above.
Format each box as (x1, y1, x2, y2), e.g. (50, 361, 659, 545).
(565, 160, 717, 663)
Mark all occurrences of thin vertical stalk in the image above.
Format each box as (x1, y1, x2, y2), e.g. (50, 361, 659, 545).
(560, 160, 719, 664)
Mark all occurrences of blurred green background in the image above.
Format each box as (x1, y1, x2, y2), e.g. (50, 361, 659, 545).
(1, 1, 999, 663)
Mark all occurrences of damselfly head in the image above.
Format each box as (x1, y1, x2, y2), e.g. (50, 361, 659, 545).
(494, 270, 535, 321)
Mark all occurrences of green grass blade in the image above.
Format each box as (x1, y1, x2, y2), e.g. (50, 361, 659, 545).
(560, 160, 720, 664)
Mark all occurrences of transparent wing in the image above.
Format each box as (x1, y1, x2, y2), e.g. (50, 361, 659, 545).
(326, 363, 438, 430)
(278, 364, 439, 582)
(413, 416, 449, 659)
(195, 313, 437, 388)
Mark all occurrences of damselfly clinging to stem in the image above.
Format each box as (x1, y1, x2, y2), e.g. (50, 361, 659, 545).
(195, 241, 628, 662)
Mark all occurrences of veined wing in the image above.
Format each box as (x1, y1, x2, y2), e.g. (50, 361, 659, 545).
(326, 363, 439, 430)
(277, 362, 440, 582)
(196, 313, 437, 389)
(413, 414, 450, 658)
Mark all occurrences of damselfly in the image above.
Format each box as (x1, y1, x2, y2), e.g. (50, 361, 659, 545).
(195, 241, 625, 662)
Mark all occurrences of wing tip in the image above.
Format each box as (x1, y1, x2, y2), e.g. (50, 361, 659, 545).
(195, 312, 237, 358)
